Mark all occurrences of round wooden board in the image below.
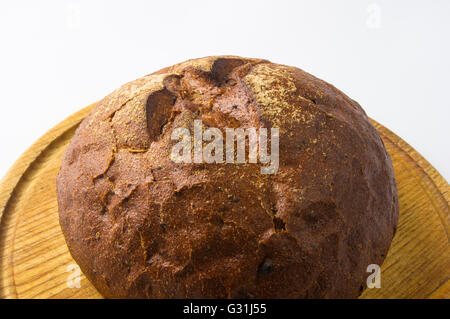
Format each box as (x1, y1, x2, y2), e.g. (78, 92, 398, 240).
(0, 104, 449, 299)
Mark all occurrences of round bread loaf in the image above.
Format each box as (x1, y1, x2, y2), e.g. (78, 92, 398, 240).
(57, 56, 398, 298)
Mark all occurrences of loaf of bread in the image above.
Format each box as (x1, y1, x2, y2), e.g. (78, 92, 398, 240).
(57, 56, 398, 298)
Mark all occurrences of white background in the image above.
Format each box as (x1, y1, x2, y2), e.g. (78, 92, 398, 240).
(0, 0, 449, 182)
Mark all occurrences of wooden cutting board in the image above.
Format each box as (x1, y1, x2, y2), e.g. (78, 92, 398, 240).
(0, 104, 448, 299)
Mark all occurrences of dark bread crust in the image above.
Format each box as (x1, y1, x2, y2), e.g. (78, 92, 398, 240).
(57, 56, 398, 298)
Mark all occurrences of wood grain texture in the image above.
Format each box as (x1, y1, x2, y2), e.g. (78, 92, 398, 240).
(0, 104, 448, 299)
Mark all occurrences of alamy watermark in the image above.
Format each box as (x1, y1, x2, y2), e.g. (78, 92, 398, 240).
(66, 2, 81, 31)
(170, 120, 279, 174)
(366, 3, 381, 29)
(366, 264, 381, 289)
(66, 264, 81, 289)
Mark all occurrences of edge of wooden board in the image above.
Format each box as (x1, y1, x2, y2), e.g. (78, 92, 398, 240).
(370, 119, 449, 238)
(0, 104, 95, 226)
